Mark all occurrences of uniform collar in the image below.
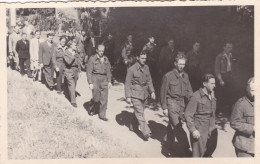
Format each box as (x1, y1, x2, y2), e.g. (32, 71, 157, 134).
(244, 96, 254, 106)
(173, 68, 185, 79)
(95, 54, 107, 62)
(135, 62, 145, 72)
(199, 88, 216, 100)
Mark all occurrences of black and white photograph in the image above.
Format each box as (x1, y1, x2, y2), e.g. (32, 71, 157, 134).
(1, 1, 257, 161)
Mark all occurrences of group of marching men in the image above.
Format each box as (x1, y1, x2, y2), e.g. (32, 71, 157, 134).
(7, 24, 254, 158)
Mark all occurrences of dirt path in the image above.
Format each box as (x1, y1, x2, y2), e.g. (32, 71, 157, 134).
(73, 72, 236, 157)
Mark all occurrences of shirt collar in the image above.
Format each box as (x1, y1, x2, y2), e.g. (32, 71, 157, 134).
(173, 68, 184, 79)
(57, 45, 67, 50)
(199, 88, 216, 100)
(135, 62, 145, 72)
(245, 96, 254, 106)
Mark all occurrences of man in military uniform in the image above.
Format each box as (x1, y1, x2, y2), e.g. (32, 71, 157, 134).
(125, 52, 155, 141)
(160, 53, 193, 156)
(142, 36, 157, 86)
(185, 74, 218, 157)
(158, 39, 175, 76)
(121, 34, 134, 68)
(215, 42, 235, 116)
(230, 77, 254, 157)
(64, 41, 82, 107)
(186, 41, 203, 91)
(87, 44, 112, 121)
(52, 36, 67, 94)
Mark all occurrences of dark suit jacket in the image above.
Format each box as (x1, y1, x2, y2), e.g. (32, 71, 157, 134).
(158, 46, 175, 75)
(86, 37, 96, 56)
(16, 39, 30, 59)
(39, 41, 57, 65)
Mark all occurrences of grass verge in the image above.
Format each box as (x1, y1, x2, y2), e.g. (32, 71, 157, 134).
(7, 69, 137, 159)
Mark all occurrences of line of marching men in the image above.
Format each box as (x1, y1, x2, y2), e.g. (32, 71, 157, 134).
(8, 26, 254, 158)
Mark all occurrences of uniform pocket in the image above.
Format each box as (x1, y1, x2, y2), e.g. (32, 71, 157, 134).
(169, 80, 180, 93)
(244, 111, 254, 125)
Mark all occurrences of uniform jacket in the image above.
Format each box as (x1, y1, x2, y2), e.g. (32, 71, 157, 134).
(16, 39, 30, 59)
(121, 42, 133, 62)
(103, 39, 115, 58)
(64, 49, 82, 72)
(9, 32, 21, 54)
(184, 88, 217, 135)
(52, 45, 67, 69)
(215, 52, 233, 76)
(125, 63, 155, 100)
(86, 37, 96, 56)
(142, 42, 156, 62)
(30, 37, 45, 61)
(186, 49, 202, 74)
(86, 54, 112, 84)
(230, 96, 254, 154)
(158, 46, 175, 74)
(160, 68, 193, 110)
(39, 41, 57, 65)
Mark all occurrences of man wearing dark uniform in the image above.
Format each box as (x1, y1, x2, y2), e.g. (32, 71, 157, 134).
(230, 77, 254, 157)
(87, 44, 112, 121)
(185, 74, 218, 157)
(64, 41, 82, 107)
(52, 36, 67, 94)
(160, 53, 193, 156)
(125, 52, 156, 141)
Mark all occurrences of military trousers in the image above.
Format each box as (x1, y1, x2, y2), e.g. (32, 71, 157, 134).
(130, 98, 151, 137)
(56, 62, 65, 92)
(165, 98, 190, 156)
(65, 67, 78, 104)
(235, 148, 254, 157)
(190, 128, 218, 157)
(43, 63, 54, 88)
(92, 74, 109, 119)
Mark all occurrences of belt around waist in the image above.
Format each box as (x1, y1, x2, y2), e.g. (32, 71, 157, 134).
(92, 73, 107, 76)
(194, 113, 213, 117)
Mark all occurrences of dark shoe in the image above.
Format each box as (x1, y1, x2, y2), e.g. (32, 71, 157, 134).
(49, 86, 54, 91)
(143, 133, 151, 141)
(71, 103, 77, 108)
(99, 117, 108, 121)
(57, 91, 62, 95)
(88, 112, 94, 116)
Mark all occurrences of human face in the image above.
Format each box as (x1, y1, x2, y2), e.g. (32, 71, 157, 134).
(47, 35, 54, 43)
(127, 35, 133, 42)
(35, 32, 40, 39)
(175, 59, 186, 72)
(193, 42, 200, 52)
(168, 40, 174, 48)
(97, 45, 105, 57)
(138, 54, 147, 66)
(14, 26, 20, 33)
(71, 42, 77, 50)
(204, 78, 216, 93)
(81, 31, 85, 36)
(22, 34, 27, 40)
(60, 38, 66, 47)
(224, 43, 233, 54)
(108, 34, 112, 40)
(247, 82, 254, 100)
(66, 31, 70, 37)
(149, 37, 155, 43)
